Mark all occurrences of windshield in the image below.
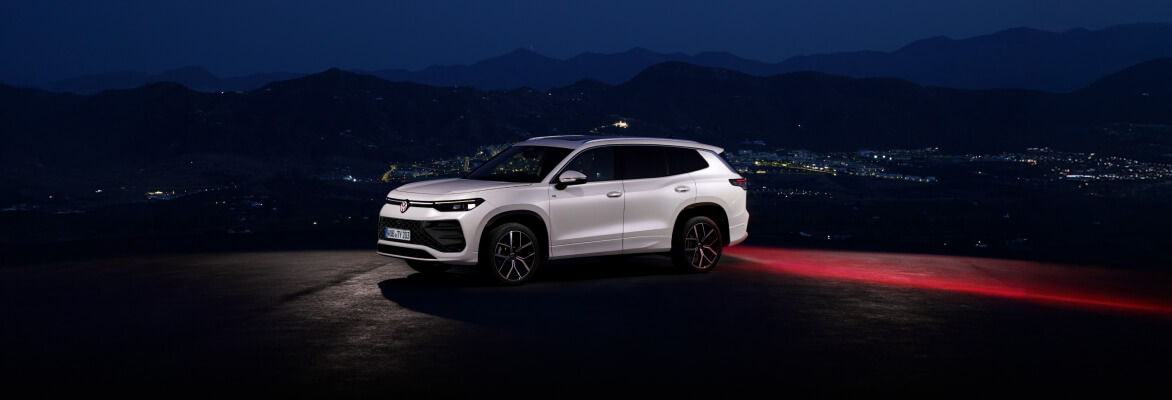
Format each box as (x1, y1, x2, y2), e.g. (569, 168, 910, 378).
(465, 145, 572, 183)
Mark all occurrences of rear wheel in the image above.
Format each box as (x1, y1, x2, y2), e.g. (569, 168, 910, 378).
(406, 259, 450, 275)
(671, 216, 723, 273)
(480, 222, 543, 285)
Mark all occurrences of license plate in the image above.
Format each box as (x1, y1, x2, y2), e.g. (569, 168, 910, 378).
(385, 228, 411, 241)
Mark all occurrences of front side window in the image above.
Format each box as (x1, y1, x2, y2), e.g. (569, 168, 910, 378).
(560, 147, 616, 182)
(465, 145, 572, 183)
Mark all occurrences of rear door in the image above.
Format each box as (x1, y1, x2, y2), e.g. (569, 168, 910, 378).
(617, 146, 697, 253)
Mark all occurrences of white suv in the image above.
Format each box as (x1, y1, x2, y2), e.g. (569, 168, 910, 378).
(376, 135, 749, 285)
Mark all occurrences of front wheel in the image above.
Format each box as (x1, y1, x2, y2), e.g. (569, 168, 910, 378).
(671, 216, 723, 273)
(480, 222, 544, 285)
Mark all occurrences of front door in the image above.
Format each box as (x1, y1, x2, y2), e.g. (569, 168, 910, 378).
(547, 147, 624, 258)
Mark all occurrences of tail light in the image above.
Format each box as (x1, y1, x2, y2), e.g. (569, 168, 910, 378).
(729, 178, 748, 190)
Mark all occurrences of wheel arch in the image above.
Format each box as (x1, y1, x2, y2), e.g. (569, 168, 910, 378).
(674, 202, 731, 245)
(482, 210, 550, 255)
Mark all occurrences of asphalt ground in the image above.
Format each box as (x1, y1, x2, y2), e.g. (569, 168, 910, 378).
(2, 246, 1170, 395)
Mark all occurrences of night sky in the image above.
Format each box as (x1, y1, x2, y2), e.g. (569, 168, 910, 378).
(2, 0, 1170, 84)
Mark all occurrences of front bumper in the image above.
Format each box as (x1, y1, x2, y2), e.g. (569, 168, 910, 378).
(378, 217, 466, 252)
(375, 201, 488, 265)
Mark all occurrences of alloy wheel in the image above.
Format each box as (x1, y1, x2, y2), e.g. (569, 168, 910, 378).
(684, 222, 720, 270)
(493, 230, 536, 281)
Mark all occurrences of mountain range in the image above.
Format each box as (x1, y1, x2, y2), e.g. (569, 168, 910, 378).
(779, 24, 1172, 92)
(26, 23, 1172, 95)
(44, 67, 304, 95)
(3, 57, 1171, 204)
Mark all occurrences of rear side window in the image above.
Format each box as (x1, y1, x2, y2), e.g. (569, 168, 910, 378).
(666, 147, 709, 175)
(617, 146, 668, 180)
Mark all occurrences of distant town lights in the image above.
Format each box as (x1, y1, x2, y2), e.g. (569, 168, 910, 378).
(613, 121, 628, 128)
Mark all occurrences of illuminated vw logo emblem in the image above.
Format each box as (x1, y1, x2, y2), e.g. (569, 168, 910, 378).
(400, 200, 410, 213)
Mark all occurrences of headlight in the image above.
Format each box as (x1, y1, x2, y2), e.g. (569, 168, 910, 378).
(433, 198, 484, 212)
(385, 197, 485, 212)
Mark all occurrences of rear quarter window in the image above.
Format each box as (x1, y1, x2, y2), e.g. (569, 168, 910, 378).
(666, 147, 709, 175)
(713, 151, 738, 174)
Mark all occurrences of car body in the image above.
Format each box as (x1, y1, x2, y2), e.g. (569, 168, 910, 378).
(376, 135, 749, 284)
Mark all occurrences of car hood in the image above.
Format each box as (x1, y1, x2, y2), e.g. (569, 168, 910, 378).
(393, 178, 531, 195)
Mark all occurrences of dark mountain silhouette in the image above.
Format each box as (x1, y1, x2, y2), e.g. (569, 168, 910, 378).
(152, 66, 221, 90)
(28, 24, 1172, 95)
(312, 23, 1172, 92)
(46, 66, 305, 94)
(779, 24, 1172, 92)
(1071, 58, 1172, 124)
(46, 70, 152, 94)
(593, 62, 1067, 151)
(3, 59, 1170, 196)
(1076, 58, 1172, 98)
(361, 47, 782, 90)
(1, 68, 557, 175)
(361, 48, 562, 90)
(366, 24, 1172, 92)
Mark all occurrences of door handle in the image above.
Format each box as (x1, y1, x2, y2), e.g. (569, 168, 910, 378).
(674, 186, 691, 193)
(607, 191, 623, 198)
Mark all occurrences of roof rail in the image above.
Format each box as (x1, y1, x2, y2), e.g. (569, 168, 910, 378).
(526, 135, 700, 143)
(584, 137, 700, 144)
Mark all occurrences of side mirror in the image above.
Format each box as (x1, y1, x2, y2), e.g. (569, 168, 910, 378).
(555, 170, 588, 190)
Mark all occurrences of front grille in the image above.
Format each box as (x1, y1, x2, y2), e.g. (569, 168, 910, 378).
(377, 243, 436, 259)
(377, 217, 465, 252)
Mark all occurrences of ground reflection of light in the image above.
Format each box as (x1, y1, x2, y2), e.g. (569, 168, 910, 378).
(725, 246, 1172, 316)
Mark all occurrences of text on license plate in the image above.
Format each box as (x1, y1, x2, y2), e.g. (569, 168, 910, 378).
(385, 228, 411, 241)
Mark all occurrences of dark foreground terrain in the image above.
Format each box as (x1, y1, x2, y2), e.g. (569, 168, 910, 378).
(2, 244, 1171, 395)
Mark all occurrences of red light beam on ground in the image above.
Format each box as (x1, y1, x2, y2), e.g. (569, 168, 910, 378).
(725, 246, 1172, 316)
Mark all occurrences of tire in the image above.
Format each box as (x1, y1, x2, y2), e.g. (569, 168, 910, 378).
(406, 259, 450, 275)
(671, 216, 723, 273)
(480, 222, 544, 285)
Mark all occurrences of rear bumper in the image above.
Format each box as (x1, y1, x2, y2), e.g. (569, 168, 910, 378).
(729, 231, 748, 247)
(727, 210, 749, 247)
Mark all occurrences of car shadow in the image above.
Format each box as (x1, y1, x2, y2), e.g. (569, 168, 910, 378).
(391, 254, 684, 286)
(374, 255, 822, 392)
(376, 255, 726, 329)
